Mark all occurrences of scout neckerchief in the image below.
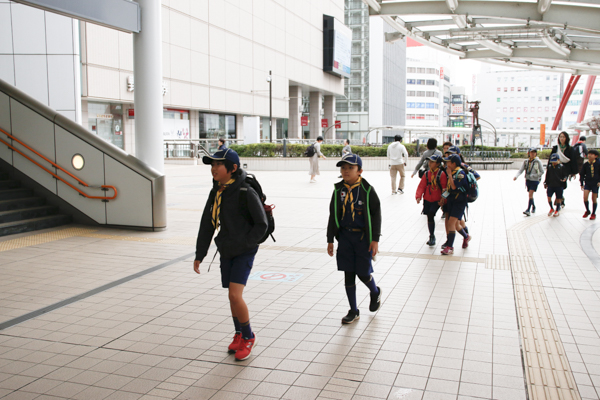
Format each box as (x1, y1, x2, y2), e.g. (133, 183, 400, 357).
(429, 166, 439, 190)
(211, 178, 236, 229)
(342, 176, 362, 221)
(526, 158, 535, 175)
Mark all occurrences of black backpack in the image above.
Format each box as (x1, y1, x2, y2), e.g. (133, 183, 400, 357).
(239, 174, 275, 243)
(304, 144, 316, 157)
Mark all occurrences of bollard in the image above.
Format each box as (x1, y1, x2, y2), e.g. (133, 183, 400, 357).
(283, 138, 287, 157)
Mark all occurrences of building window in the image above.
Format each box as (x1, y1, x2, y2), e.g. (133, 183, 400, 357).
(525, 87, 528, 91)
(503, 107, 507, 112)
(497, 98, 501, 102)
(524, 107, 528, 112)
(545, 96, 550, 101)
(200, 113, 236, 139)
(497, 87, 501, 91)
(510, 107, 514, 112)
(88, 102, 124, 149)
(407, 67, 416, 73)
(504, 88, 507, 92)
(517, 107, 521, 112)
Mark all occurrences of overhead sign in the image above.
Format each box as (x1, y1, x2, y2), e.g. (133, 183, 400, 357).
(301, 116, 309, 126)
(321, 119, 328, 128)
(323, 15, 351, 79)
(335, 120, 341, 128)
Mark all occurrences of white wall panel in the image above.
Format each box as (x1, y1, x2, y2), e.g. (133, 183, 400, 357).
(10, 99, 56, 193)
(190, 20, 208, 54)
(0, 55, 15, 86)
(224, 2, 239, 35)
(170, 81, 191, 107)
(225, 32, 240, 64)
(11, 4, 46, 54)
(253, 16, 265, 46)
(118, 32, 133, 71)
(14, 55, 48, 106)
(170, 0, 190, 14)
(170, 11, 190, 49)
(0, 92, 12, 165)
(239, 66, 253, 93)
(56, 110, 75, 120)
(104, 155, 152, 227)
(45, 12, 73, 55)
(190, 51, 209, 85)
(55, 126, 107, 223)
(170, 46, 191, 81)
(190, 0, 208, 22)
(48, 55, 75, 110)
(239, 10, 252, 40)
(161, 8, 170, 43)
(210, 87, 226, 111)
(191, 84, 209, 109)
(208, 0, 226, 29)
(86, 24, 119, 69)
(0, 4, 13, 54)
(239, 38, 253, 68)
(209, 57, 226, 88)
(226, 91, 240, 113)
(209, 26, 225, 60)
(118, 71, 134, 102)
(225, 62, 240, 91)
(162, 43, 171, 78)
(239, 93, 253, 114)
(87, 66, 120, 99)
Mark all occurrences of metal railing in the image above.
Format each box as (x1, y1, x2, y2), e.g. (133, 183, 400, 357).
(462, 151, 511, 160)
(163, 139, 244, 158)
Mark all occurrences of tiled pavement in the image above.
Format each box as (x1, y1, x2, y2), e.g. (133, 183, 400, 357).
(0, 165, 599, 399)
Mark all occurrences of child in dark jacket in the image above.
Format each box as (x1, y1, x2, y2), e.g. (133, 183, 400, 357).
(327, 154, 382, 324)
(580, 149, 600, 220)
(544, 153, 568, 217)
(194, 149, 267, 361)
(416, 154, 447, 246)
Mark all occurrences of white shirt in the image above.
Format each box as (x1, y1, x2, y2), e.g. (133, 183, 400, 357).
(387, 142, 408, 166)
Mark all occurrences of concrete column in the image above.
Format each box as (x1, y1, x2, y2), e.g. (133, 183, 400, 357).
(309, 91, 323, 139)
(244, 116, 260, 144)
(236, 114, 244, 141)
(189, 110, 199, 140)
(324, 95, 335, 140)
(288, 86, 302, 139)
(133, 0, 164, 173)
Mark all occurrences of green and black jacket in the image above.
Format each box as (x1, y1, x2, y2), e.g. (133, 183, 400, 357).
(327, 177, 382, 243)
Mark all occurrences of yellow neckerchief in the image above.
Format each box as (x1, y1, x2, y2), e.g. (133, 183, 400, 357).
(526, 157, 535, 174)
(429, 167, 439, 190)
(211, 178, 236, 229)
(342, 176, 362, 221)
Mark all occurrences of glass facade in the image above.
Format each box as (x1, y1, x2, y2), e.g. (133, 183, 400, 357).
(87, 102, 124, 149)
(163, 110, 190, 139)
(199, 113, 236, 139)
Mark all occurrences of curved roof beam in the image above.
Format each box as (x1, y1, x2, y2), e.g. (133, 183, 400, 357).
(452, 15, 513, 56)
(381, 16, 466, 56)
(446, 0, 458, 12)
(538, 0, 552, 14)
(463, 48, 600, 64)
(540, 30, 571, 57)
(375, 1, 600, 33)
(361, 0, 380, 13)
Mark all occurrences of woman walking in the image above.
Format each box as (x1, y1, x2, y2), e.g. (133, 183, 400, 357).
(309, 136, 326, 183)
(548, 132, 578, 205)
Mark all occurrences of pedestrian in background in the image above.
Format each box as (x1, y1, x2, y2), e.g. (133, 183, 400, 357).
(342, 139, 352, 156)
(387, 134, 408, 194)
(309, 136, 326, 183)
(412, 138, 442, 179)
(514, 148, 544, 216)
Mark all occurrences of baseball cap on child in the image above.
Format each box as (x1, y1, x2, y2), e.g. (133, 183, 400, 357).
(549, 153, 560, 162)
(447, 146, 461, 154)
(202, 148, 241, 167)
(336, 154, 363, 169)
(427, 154, 442, 163)
(443, 154, 462, 165)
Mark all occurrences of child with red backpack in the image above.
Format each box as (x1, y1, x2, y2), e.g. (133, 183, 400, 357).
(416, 154, 447, 246)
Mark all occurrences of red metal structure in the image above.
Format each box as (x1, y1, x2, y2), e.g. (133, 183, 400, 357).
(552, 75, 580, 131)
(572, 76, 597, 143)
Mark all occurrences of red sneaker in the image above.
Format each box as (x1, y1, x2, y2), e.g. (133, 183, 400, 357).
(583, 211, 591, 218)
(228, 333, 242, 353)
(462, 235, 471, 249)
(441, 247, 454, 255)
(235, 335, 256, 361)
(591, 214, 597, 220)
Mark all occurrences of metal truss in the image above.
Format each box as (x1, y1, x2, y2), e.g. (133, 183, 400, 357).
(364, 0, 600, 72)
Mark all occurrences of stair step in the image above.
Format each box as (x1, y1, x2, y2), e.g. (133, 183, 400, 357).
(0, 188, 33, 201)
(0, 197, 46, 212)
(0, 215, 72, 237)
(0, 180, 19, 190)
(0, 205, 59, 224)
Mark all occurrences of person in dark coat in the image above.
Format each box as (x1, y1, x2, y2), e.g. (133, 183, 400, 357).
(548, 131, 578, 206)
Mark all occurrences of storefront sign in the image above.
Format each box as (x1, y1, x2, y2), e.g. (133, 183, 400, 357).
(321, 119, 328, 128)
(96, 114, 114, 119)
(128, 109, 134, 119)
(451, 104, 463, 114)
(335, 120, 341, 128)
(301, 116, 309, 126)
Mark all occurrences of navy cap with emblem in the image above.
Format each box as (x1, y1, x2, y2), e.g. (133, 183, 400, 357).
(549, 153, 560, 162)
(427, 154, 442, 163)
(443, 154, 462, 165)
(528, 147, 538, 153)
(447, 145, 461, 154)
(202, 148, 241, 167)
(336, 154, 363, 169)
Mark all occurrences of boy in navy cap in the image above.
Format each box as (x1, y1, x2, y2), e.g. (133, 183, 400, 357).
(544, 153, 568, 217)
(580, 149, 600, 219)
(441, 154, 469, 255)
(194, 148, 268, 361)
(327, 154, 382, 324)
(514, 148, 544, 216)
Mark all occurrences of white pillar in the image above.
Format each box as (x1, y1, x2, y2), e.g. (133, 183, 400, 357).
(324, 95, 335, 140)
(288, 86, 302, 139)
(309, 92, 323, 139)
(236, 114, 244, 141)
(133, 0, 164, 173)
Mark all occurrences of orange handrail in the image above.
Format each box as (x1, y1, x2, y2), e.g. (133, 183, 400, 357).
(0, 127, 117, 201)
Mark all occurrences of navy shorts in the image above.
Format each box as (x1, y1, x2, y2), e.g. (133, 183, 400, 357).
(546, 186, 564, 199)
(584, 183, 599, 194)
(526, 180, 539, 192)
(336, 229, 373, 276)
(447, 200, 467, 220)
(422, 200, 440, 216)
(220, 246, 258, 288)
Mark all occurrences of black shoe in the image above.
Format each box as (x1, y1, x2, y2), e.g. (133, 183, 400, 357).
(441, 242, 448, 249)
(369, 287, 381, 312)
(532, 206, 536, 214)
(342, 309, 360, 324)
(426, 235, 436, 246)
(398, 189, 404, 194)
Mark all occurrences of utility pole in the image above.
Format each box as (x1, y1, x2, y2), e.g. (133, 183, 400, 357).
(268, 71, 272, 142)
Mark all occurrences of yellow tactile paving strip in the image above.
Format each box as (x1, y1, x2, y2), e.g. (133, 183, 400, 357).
(0, 227, 98, 252)
(508, 216, 581, 400)
(79, 232, 196, 245)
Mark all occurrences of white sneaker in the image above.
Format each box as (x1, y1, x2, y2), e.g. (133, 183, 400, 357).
(392, 191, 397, 195)
(310, 179, 316, 183)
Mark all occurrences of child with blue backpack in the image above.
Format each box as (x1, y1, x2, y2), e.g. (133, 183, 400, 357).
(544, 153, 568, 217)
(441, 154, 473, 255)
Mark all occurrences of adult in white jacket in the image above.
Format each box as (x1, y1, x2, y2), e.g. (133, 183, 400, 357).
(387, 135, 409, 194)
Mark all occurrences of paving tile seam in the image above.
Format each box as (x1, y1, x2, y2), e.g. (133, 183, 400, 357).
(508, 216, 582, 400)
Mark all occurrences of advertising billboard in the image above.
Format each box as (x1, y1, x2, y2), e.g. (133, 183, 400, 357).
(323, 15, 351, 78)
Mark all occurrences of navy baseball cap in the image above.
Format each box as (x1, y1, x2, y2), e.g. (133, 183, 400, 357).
(336, 154, 363, 169)
(443, 154, 462, 165)
(528, 147, 538, 153)
(427, 154, 442, 163)
(549, 153, 560, 162)
(202, 148, 240, 167)
(447, 145, 461, 154)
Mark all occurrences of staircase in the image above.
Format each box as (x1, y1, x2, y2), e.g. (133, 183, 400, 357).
(0, 172, 72, 236)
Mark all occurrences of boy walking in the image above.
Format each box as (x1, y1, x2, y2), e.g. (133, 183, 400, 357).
(544, 153, 568, 217)
(327, 154, 382, 324)
(580, 149, 600, 219)
(194, 148, 268, 361)
(416, 154, 447, 246)
(514, 148, 544, 216)
(441, 154, 469, 256)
